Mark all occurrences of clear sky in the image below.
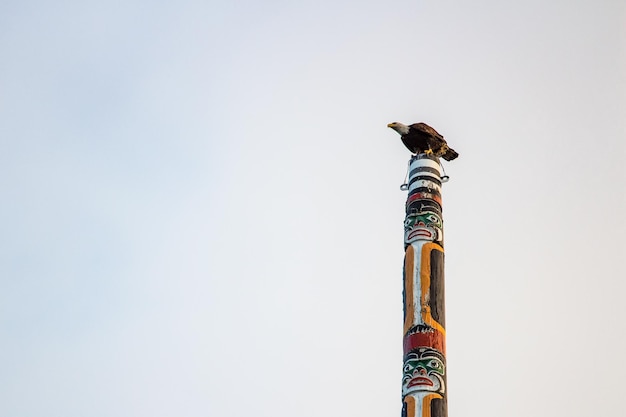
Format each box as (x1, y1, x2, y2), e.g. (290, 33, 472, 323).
(1, 1, 625, 416)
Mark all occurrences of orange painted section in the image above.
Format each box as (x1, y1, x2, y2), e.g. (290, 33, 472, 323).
(404, 245, 415, 334)
(420, 243, 446, 337)
(404, 396, 416, 417)
(422, 394, 442, 417)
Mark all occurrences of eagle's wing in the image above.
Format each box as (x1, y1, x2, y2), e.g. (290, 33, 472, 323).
(409, 123, 444, 140)
(401, 136, 418, 153)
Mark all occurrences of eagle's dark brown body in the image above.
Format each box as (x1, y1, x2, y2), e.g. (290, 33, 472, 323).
(388, 122, 459, 161)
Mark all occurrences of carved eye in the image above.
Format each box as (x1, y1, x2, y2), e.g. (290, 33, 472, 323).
(428, 359, 443, 371)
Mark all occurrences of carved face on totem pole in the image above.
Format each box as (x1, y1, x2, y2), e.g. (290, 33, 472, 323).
(404, 210, 443, 245)
(402, 348, 446, 396)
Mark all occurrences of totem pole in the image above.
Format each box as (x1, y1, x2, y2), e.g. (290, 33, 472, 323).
(401, 154, 447, 417)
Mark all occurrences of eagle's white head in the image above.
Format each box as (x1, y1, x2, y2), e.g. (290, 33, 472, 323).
(387, 122, 410, 135)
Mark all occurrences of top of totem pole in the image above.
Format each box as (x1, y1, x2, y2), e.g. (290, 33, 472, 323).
(400, 154, 450, 191)
(404, 154, 446, 244)
(409, 153, 442, 169)
(410, 153, 440, 161)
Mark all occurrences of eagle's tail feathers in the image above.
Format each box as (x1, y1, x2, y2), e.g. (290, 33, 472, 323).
(442, 148, 459, 161)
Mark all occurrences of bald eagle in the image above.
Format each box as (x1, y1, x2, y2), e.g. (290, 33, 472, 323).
(387, 122, 459, 161)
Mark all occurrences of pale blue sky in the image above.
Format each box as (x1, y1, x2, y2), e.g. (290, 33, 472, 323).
(1, 1, 625, 416)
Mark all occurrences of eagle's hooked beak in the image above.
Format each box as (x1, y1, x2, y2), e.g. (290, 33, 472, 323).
(387, 123, 394, 128)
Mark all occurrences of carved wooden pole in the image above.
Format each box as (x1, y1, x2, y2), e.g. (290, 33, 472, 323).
(401, 154, 448, 417)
